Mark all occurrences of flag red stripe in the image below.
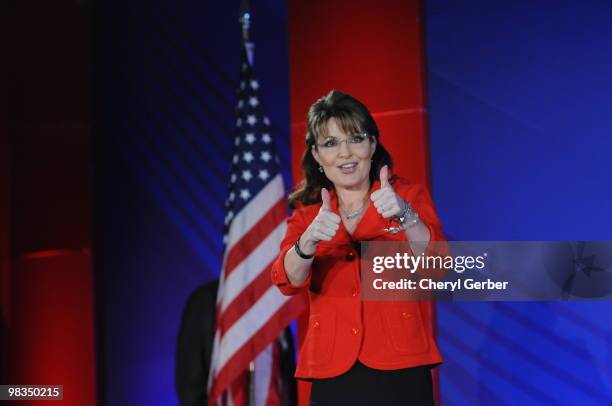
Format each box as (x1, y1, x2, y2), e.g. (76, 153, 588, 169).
(230, 370, 248, 405)
(209, 295, 306, 404)
(266, 340, 281, 406)
(217, 262, 274, 337)
(224, 198, 286, 276)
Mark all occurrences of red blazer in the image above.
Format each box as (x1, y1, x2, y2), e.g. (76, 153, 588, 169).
(271, 178, 445, 379)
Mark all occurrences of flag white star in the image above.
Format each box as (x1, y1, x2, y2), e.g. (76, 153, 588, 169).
(245, 133, 256, 144)
(236, 118, 242, 127)
(234, 137, 240, 146)
(261, 151, 272, 162)
(261, 133, 271, 144)
(240, 81, 246, 90)
(243, 151, 254, 163)
(237, 100, 244, 109)
(230, 173, 237, 183)
(246, 115, 257, 126)
(223, 234, 228, 244)
(233, 154, 239, 164)
(250, 80, 259, 90)
(240, 189, 251, 200)
(258, 169, 270, 181)
(242, 170, 253, 181)
(263, 116, 270, 126)
(229, 192, 235, 201)
(249, 96, 259, 107)
(227, 211, 234, 221)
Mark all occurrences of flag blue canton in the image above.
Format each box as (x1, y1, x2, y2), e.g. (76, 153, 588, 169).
(223, 48, 281, 242)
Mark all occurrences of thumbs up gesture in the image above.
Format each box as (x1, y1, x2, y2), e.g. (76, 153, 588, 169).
(370, 165, 405, 219)
(300, 188, 342, 253)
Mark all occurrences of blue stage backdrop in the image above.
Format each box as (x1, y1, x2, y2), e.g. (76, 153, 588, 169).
(93, 1, 290, 404)
(425, 0, 612, 403)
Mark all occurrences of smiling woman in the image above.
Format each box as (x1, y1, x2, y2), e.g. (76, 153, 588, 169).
(312, 119, 376, 190)
(288, 90, 393, 208)
(271, 90, 446, 405)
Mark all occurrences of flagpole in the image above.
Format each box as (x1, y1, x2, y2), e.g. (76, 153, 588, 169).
(239, 3, 256, 404)
(240, 1, 254, 66)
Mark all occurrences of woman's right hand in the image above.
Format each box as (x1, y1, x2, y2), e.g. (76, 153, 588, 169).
(299, 188, 341, 255)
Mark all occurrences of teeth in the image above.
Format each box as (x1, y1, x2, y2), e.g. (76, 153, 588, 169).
(340, 163, 357, 169)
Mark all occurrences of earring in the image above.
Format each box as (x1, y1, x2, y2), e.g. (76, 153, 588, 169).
(318, 166, 324, 173)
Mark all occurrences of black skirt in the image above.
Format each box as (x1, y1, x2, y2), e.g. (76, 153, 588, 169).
(309, 361, 435, 406)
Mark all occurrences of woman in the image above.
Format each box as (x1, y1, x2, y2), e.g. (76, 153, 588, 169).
(271, 90, 445, 405)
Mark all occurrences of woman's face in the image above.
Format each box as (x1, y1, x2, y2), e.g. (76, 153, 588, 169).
(312, 117, 377, 190)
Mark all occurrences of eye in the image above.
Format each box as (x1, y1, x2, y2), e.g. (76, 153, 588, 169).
(349, 134, 367, 144)
(322, 138, 338, 148)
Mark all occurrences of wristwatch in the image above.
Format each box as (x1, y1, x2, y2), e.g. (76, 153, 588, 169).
(294, 235, 315, 259)
(396, 200, 419, 228)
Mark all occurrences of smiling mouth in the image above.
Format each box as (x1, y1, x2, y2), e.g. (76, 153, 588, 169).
(338, 162, 358, 174)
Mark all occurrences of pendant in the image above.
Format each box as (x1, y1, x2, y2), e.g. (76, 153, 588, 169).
(346, 211, 360, 220)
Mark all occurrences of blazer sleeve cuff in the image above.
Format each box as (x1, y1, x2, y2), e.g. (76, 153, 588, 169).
(271, 244, 312, 296)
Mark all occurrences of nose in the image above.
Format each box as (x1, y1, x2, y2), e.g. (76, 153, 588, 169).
(337, 139, 353, 157)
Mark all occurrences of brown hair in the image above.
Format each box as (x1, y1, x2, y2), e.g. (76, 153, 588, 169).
(288, 90, 393, 208)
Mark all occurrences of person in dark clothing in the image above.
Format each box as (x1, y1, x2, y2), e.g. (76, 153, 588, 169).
(175, 280, 218, 406)
(175, 279, 297, 406)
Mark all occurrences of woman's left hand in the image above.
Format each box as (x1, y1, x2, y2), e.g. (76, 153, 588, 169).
(370, 165, 405, 218)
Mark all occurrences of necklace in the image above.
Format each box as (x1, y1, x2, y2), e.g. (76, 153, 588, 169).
(340, 200, 367, 220)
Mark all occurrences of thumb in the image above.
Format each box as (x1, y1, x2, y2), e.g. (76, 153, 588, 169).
(379, 165, 389, 188)
(320, 188, 331, 210)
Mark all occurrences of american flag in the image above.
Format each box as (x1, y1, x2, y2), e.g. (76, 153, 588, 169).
(207, 44, 304, 405)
